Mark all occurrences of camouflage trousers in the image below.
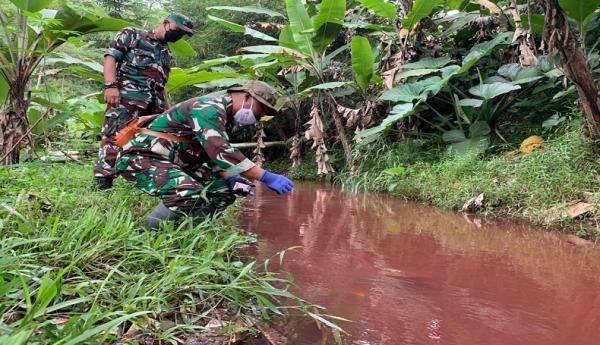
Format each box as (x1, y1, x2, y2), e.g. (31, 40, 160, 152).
(116, 153, 235, 214)
(94, 102, 158, 178)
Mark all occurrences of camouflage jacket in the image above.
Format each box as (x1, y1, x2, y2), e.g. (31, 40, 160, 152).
(120, 95, 256, 176)
(105, 28, 173, 111)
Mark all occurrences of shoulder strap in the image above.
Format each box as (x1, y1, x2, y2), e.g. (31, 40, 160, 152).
(137, 128, 196, 144)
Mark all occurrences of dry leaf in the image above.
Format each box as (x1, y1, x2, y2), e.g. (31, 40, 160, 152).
(255, 322, 288, 345)
(566, 201, 593, 219)
(461, 193, 485, 212)
(304, 101, 334, 175)
(336, 105, 360, 128)
(253, 122, 266, 167)
(520, 135, 543, 154)
(289, 134, 301, 168)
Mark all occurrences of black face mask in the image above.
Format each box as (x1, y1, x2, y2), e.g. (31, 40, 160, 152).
(164, 29, 184, 43)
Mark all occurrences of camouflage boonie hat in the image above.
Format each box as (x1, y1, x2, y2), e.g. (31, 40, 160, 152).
(168, 13, 194, 36)
(228, 81, 280, 114)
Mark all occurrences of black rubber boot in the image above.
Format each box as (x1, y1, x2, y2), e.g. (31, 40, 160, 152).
(97, 177, 115, 191)
(144, 202, 182, 231)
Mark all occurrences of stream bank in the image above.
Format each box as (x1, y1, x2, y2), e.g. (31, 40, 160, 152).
(268, 123, 600, 239)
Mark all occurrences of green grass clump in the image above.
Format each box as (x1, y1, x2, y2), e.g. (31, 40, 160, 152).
(0, 163, 308, 344)
(342, 122, 599, 233)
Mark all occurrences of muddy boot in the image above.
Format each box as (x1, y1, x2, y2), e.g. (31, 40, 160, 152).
(97, 176, 115, 191)
(144, 202, 182, 231)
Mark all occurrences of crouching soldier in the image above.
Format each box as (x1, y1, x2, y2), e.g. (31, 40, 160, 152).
(115, 81, 294, 230)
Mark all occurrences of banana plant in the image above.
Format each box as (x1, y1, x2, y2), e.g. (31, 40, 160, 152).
(213, 0, 351, 173)
(0, 1, 131, 164)
(355, 32, 513, 144)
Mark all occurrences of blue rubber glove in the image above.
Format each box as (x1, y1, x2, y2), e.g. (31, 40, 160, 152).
(259, 170, 294, 195)
(226, 175, 255, 197)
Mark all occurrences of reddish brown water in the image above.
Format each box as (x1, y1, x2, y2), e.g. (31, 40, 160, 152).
(239, 182, 600, 345)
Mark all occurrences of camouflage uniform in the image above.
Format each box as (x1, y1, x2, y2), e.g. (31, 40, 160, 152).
(115, 95, 256, 213)
(94, 27, 173, 178)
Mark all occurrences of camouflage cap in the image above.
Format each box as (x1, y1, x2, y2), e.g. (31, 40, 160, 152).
(168, 13, 194, 36)
(228, 81, 280, 114)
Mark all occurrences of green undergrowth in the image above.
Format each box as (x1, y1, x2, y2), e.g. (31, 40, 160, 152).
(0, 164, 338, 344)
(277, 120, 600, 236)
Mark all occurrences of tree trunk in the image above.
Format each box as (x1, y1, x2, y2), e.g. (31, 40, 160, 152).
(0, 86, 29, 165)
(541, 0, 600, 139)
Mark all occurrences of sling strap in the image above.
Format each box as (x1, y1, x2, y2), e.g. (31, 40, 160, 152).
(115, 114, 196, 147)
(137, 128, 196, 144)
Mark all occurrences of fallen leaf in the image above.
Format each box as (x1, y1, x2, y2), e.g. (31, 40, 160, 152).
(566, 201, 593, 219)
(205, 319, 225, 329)
(255, 322, 287, 345)
(461, 193, 485, 212)
(51, 317, 70, 325)
(520, 135, 544, 154)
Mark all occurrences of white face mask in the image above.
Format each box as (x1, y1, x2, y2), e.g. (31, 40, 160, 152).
(233, 98, 257, 126)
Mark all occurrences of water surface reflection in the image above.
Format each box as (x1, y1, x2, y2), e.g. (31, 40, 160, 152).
(240, 182, 600, 345)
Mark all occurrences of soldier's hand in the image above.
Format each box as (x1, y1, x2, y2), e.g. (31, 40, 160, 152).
(104, 87, 120, 107)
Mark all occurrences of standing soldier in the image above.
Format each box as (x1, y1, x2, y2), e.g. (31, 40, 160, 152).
(115, 81, 294, 230)
(95, 13, 194, 190)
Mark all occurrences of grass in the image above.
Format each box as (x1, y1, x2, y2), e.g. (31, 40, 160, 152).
(274, 120, 600, 236)
(0, 163, 339, 344)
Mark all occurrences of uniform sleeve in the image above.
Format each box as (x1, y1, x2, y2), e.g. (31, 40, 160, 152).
(187, 105, 256, 175)
(104, 28, 135, 62)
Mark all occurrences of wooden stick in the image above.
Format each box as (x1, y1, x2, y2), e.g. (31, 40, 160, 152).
(231, 141, 285, 149)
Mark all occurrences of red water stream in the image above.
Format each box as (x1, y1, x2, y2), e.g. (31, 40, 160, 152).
(239, 182, 600, 345)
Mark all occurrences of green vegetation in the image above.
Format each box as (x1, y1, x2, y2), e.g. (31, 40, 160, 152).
(0, 163, 341, 344)
(269, 119, 599, 235)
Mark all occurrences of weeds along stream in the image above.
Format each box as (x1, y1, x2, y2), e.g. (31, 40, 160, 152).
(0, 163, 340, 344)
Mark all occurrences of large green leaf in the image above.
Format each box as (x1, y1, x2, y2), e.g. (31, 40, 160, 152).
(395, 68, 439, 79)
(44, 53, 104, 82)
(446, 32, 512, 80)
(558, 0, 600, 26)
(458, 98, 484, 108)
(357, 0, 397, 20)
(9, 0, 52, 12)
(469, 82, 521, 100)
(351, 36, 374, 93)
(168, 39, 197, 58)
(380, 77, 441, 102)
(402, 0, 444, 30)
(400, 56, 452, 70)
(194, 77, 253, 89)
(355, 103, 417, 143)
(299, 81, 351, 96)
(279, 25, 299, 50)
(45, 53, 103, 73)
(27, 107, 48, 135)
(45, 5, 132, 44)
(520, 14, 545, 35)
(166, 69, 240, 93)
(207, 6, 285, 18)
(497, 63, 544, 84)
(443, 121, 490, 155)
(0, 74, 9, 106)
(239, 45, 304, 57)
(312, 0, 346, 53)
(446, 0, 468, 10)
(208, 15, 277, 42)
(285, 0, 315, 57)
